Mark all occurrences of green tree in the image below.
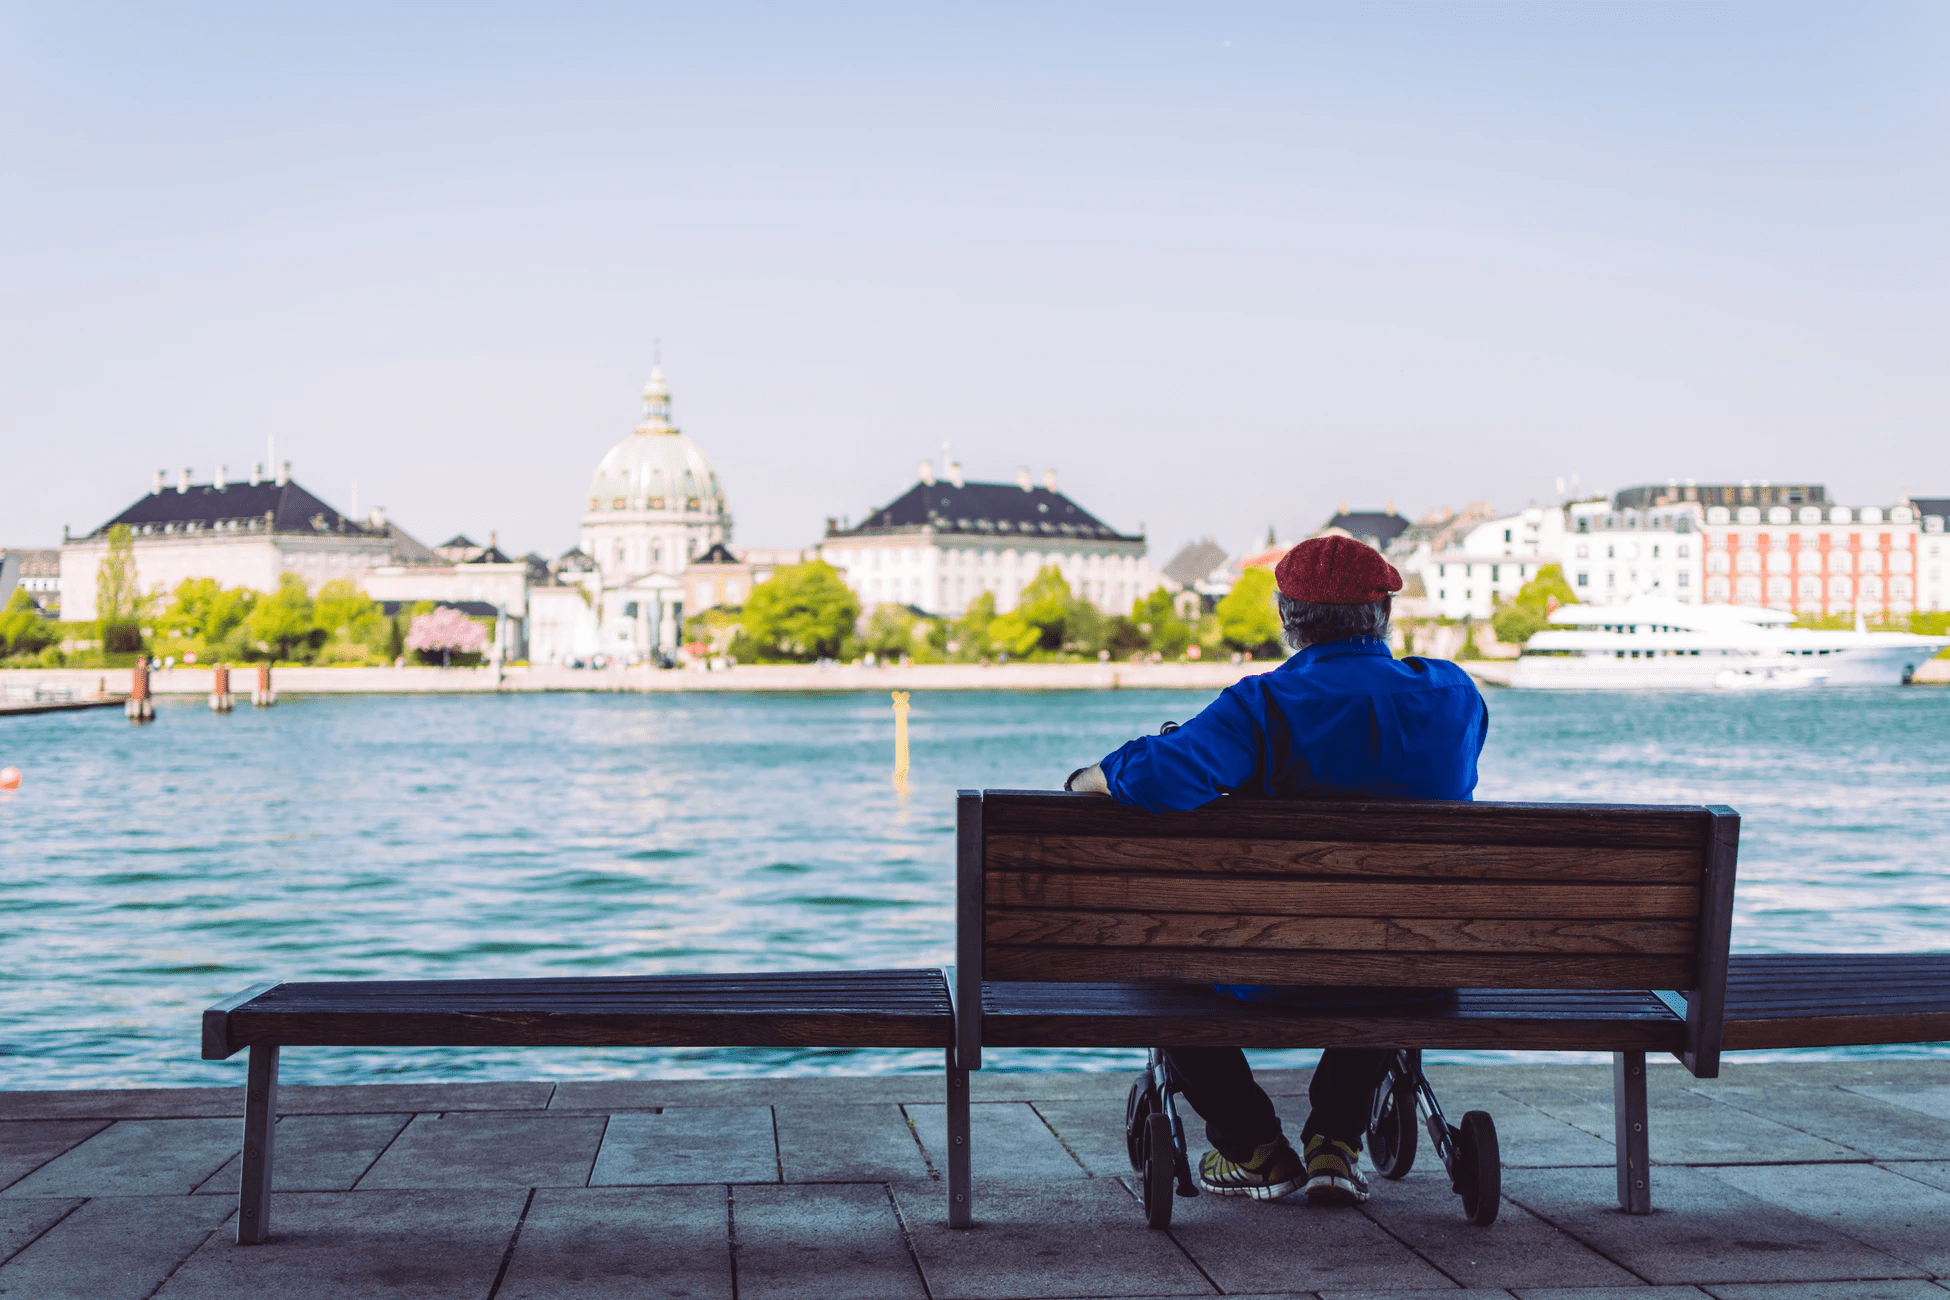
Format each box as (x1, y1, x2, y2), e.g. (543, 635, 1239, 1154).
(0, 589, 56, 659)
(1130, 587, 1191, 658)
(1489, 563, 1578, 646)
(314, 578, 379, 638)
(947, 590, 997, 660)
(95, 524, 143, 651)
(1216, 567, 1284, 655)
(246, 573, 317, 661)
(738, 561, 859, 662)
(861, 604, 920, 659)
(1015, 566, 1073, 653)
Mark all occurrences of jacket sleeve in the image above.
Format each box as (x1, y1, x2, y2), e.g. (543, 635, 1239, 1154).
(1096, 685, 1265, 813)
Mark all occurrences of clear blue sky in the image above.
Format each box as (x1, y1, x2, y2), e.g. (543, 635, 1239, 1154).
(4, 2, 1945, 560)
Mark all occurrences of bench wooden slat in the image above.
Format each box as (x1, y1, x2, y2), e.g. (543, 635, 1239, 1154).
(1719, 953, 1950, 1050)
(986, 910, 1697, 955)
(986, 873, 1700, 920)
(983, 945, 1695, 989)
(979, 791, 1713, 849)
(980, 981, 1687, 1051)
(988, 835, 1702, 883)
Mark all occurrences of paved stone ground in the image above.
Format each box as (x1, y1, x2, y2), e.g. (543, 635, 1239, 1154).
(2, 1060, 1947, 1299)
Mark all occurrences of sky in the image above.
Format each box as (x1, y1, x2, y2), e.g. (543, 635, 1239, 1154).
(3, 2, 1947, 562)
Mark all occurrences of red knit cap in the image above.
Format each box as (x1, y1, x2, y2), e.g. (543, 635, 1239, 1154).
(1273, 535, 1402, 604)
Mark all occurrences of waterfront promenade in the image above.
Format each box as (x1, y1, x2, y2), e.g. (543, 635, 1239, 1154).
(5, 1060, 1948, 1298)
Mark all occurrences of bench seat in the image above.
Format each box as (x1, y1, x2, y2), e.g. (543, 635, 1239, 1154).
(1722, 954, 1950, 1051)
(203, 970, 953, 1057)
(981, 982, 1686, 1053)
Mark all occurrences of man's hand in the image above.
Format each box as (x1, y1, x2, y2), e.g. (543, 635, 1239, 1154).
(1064, 764, 1110, 795)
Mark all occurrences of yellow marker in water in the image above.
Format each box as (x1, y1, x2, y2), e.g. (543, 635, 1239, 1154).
(891, 691, 911, 783)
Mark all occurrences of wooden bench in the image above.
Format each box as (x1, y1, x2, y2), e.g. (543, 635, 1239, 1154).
(947, 789, 1741, 1224)
(1723, 953, 1950, 1048)
(201, 970, 952, 1243)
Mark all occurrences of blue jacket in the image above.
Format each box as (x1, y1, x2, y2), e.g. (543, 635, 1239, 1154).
(1096, 636, 1488, 1004)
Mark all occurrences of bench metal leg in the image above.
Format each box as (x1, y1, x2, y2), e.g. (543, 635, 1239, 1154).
(1613, 1050, 1651, 1214)
(237, 1044, 279, 1244)
(946, 1050, 972, 1228)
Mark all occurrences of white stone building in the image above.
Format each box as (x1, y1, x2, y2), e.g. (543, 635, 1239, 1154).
(1406, 506, 1567, 620)
(1913, 498, 1948, 613)
(59, 464, 433, 620)
(1562, 500, 1705, 605)
(819, 463, 1150, 616)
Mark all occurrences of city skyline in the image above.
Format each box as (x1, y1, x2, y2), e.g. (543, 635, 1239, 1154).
(5, 3, 1946, 558)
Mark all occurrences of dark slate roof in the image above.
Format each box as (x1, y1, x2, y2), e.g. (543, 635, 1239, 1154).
(1161, 538, 1229, 589)
(833, 481, 1139, 542)
(377, 600, 498, 618)
(93, 480, 374, 538)
(1323, 511, 1409, 546)
(1911, 497, 1950, 519)
(439, 534, 479, 550)
(466, 545, 514, 564)
(691, 542, 740, 565)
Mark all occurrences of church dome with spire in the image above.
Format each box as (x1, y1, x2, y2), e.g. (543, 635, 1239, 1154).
(581, 366, 732, 580)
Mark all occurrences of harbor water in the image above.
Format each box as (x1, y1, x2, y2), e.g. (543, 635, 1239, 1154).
(2, 686, 1947, 1089)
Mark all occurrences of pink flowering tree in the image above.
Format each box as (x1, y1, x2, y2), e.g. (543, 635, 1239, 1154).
(405, 607, 490, 667)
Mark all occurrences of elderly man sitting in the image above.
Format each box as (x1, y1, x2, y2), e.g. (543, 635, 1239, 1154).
(1067, 535, 1487, 1204)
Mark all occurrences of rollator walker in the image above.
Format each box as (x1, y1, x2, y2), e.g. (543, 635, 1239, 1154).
(1123, 1047, 1501, 1229)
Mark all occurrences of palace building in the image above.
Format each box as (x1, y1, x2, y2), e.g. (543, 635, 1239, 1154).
(820, 462, 1150, 617)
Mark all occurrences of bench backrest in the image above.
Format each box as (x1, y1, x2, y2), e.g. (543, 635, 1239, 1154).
(955, 790, 1738, 1074)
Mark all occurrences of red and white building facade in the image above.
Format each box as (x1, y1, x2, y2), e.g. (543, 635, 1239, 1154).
(1702, 503, 1923, 617)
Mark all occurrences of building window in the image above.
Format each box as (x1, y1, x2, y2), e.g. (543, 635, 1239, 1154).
(1576, 572, 1588, 587)
(1677, 572, 1690, 588)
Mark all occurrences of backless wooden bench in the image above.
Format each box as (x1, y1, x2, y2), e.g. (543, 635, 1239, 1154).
(947, 789, 1741, 1224)
(201, 970, 952, 1243)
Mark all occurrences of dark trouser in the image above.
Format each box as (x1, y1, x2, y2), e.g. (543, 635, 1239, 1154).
(1164, 1046, 1393, 1162)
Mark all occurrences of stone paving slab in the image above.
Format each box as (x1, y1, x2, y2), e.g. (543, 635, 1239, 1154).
(0, 1197, 81, 1266)
(1160, 1185, 1452, 1296)
(1028, 1100, 1140, 1177)
(1700, 1084, 1950, 1160)
(358, 1112, 607, 1189)
(1358, 1166, 1638, 1291)
(1504, 1164, 1926, 1284)
(194, 1113, 412, 1194)
(1704, 1162, 1950, 1273)
(1498, 1084, 1862, 1165)
(891, 1177, 1213, 1298)
(1513, 1289, 1712, 1299)
(3, 1119, 238, 1198)
(907, 1102, 1089, 1180)
(550, 1075, 935, 1111)
(1881, 1160, 1950, 1192)
(495, 1185, 732, 1300)
(0, 1194, 232, 1300)
(0, 1120, 109, 1192)
(154, 1189, 522, 1299)
(734, 1182, 927, 1299)
(1703, 1283, 1950, 1299)
(1479, 1092, 1623, 1167)
(1846, 1083, 1950, 1121)
(590, 1107, 778, 1186)
(775, 1103, 933, 1182)
(0, 1087, 242, 1121)
(0, 1081, 557, 1120)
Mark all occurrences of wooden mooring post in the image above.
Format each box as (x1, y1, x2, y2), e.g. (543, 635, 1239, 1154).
(125, 661, 154, 723)
(209, 664, 235, 713)
(251, 664, 276, 708)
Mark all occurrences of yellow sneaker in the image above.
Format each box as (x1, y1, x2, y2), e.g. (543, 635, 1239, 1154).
(1194, 1140, 1304, 1200)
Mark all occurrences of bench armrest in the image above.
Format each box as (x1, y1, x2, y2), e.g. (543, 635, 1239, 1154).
(202, 982, 280, 1060)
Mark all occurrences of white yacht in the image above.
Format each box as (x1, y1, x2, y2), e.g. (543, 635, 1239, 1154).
(1510, 598, 1948, 690)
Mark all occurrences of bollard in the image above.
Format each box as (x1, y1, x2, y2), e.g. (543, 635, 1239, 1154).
(891, 690, 911, 787)
(252, 664, 276, 708)
(126, 661, 154, 722)
(209, 664, 234, 713)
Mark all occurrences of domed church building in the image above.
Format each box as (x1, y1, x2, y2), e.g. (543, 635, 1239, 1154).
(528, 367, 731, 664)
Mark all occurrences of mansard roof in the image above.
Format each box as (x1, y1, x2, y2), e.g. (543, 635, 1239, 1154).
(92, 479, 376, 538)
(832, 480, 1140, 542)
(1322, 511, 1410, 547)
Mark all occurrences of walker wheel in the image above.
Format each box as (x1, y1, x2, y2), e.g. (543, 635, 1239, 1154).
(1124, 1075, 1154, 1173)
(1141, 1112, 1175, 1229)
(1368, 1074, 1418, 1180)
(1454, 1111, 1501, 1226)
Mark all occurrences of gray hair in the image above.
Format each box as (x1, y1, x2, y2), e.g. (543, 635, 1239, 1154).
(1278, 593, 1392, 651)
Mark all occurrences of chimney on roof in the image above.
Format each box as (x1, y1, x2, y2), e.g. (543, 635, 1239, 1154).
(947, 461, 964, 488)
(919, 459, 935, 485)
(1017, 466, 1032, 492)
(1386, 499, 1396, 515)
(370, 506, 387, 528)
(250, 462, 262, 486)
(152, 470, 165, 494)
(178, 468, 191, 493)
(490, 531, 498, 552)
(1044, 469, 1057, 492)
(215, 464, 228, 490)
(276, 461, 291, 486)
(1338, 498, 1348, 515)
